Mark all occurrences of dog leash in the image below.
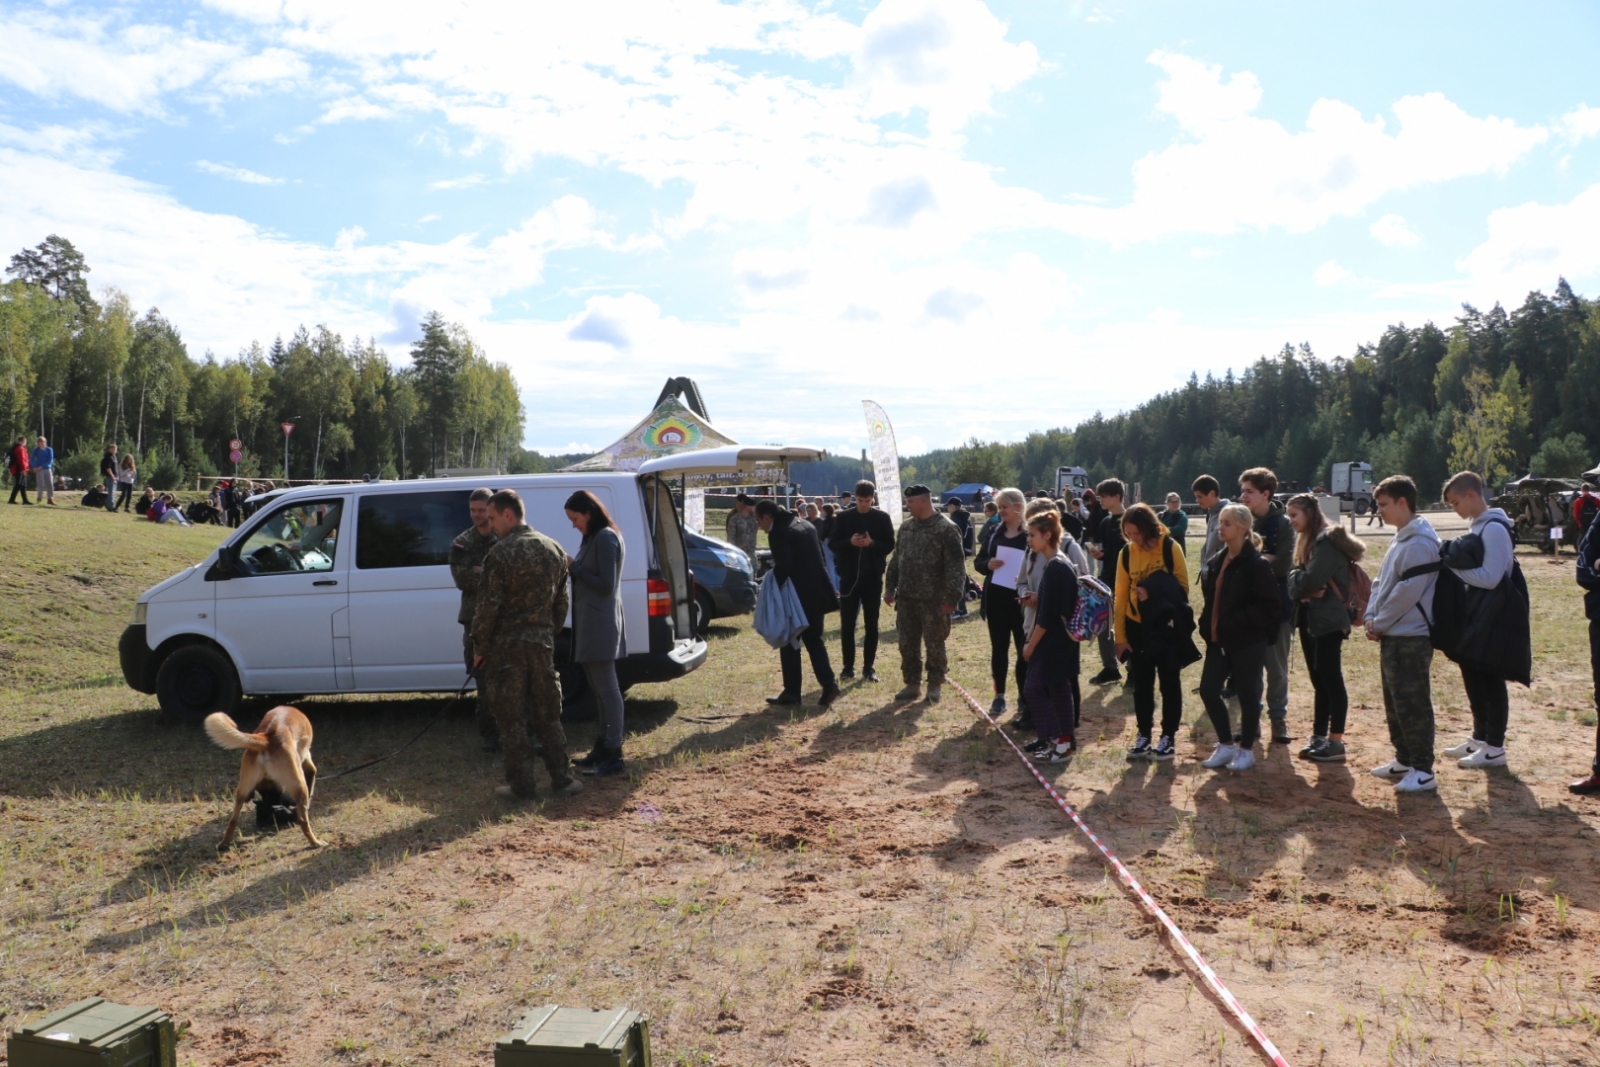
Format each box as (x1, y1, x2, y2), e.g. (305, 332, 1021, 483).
(948, 678, 1292, 1067)
(318, 677, 471, 782)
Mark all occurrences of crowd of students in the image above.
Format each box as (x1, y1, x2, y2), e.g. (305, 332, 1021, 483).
(752, 463, 1599, 794)
(957, 465, 1599, 797)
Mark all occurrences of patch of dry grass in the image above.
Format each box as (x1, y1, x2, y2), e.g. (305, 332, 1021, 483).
(1, 504, 1598, 1066)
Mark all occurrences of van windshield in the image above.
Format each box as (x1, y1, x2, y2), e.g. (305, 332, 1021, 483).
(235, 499, 343, 575)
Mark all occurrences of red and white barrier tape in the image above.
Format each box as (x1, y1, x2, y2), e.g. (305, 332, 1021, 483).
(948, 679, 1291, 1067)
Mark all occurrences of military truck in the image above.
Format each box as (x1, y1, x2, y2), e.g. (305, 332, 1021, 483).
(1330, 462, 1375, 514)
(1493, 476, 1583, 553)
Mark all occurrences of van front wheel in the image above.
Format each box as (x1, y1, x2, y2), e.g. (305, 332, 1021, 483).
(156, 645, 242, 722)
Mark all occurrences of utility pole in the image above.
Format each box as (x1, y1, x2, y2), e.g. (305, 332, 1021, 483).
(282, 417, 301, 480)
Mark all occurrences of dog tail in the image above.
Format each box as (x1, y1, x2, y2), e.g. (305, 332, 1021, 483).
(204, 713, 268, 752)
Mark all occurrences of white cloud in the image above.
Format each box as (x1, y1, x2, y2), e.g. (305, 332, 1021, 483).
(196, 159, 284, 185)
(1369, 213, 1420, 247)
(1057, 52, 1549, 243)
(1558, 104, 1600, 142)
(212, 47, 309, 95)
(1313, 260, 1352, 286)
(1456, 184, 1600, 296)
(429, 174, 489, 191)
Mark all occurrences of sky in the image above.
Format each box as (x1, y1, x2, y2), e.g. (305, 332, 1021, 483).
(2, 1, 1598, 458)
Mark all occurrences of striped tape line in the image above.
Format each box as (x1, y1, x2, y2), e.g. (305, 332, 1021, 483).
(948, 679, 1291, 1067)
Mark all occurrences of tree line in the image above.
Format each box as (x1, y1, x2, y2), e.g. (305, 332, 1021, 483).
(905, 280, 1599, 503)
(1, 235, 531, 489)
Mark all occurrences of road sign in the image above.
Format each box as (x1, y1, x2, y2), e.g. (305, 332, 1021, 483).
(281, 422, 295, 436)
(229, 450, 243, 464)
(229, 438, 241, 450)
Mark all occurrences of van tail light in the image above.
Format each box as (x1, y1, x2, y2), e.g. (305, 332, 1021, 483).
(647, 577, 672, 617)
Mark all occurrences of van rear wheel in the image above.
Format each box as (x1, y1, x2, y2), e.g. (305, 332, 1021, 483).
(156, 644, 241, 722)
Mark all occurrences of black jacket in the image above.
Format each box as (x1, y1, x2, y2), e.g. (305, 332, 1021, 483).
(1097, 512, 1126, 582)
(1579, 515, 1600, 621)
(1199, 543, 1282, 651)
(1437, 522, 1531, 684)
(829, 506, 895, 590)
(1128, 569, 1202, 670)
(768, 509, 839, 621)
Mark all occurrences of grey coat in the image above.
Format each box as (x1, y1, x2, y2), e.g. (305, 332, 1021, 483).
(568, 527, 626, 662)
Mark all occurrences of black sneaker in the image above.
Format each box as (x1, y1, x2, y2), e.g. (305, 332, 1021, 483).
(1024, 738, 1051, 754)
(817, 686, 842, 708)
(839, 667, 856, 681)
(1297, 736, 1327, 760)
(1271, 720, 1294, 744)
(765, 692, 801, 706)
(1309, 740, 1347, 763)
(863, 667, 879, 682)
(1150, 735, 1176, 761)
(1091, 667, 1122, 686)
(572, 742, 609, 768)
(1126, 735, 1152, 761)
(580, 751, 626, 777)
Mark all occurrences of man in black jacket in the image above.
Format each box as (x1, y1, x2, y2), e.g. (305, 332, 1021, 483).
(1574, 514, 1600, 795)
(829, 479, 895, 681)
(1087, 479, 1127, 685)
(757, 500, 841, 707)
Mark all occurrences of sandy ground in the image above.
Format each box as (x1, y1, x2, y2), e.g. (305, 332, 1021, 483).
(3, 509, 1600, 1066)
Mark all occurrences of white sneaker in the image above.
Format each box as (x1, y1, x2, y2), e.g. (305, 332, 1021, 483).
(1226, 748, 1256, 772)
(1441, 738, 1482, 760)
(1370, 760, 1413, 780)
(1201, 743, 1238, 769)
(1458, 746, 1507, 769)
(1393, 769, 1438, 792)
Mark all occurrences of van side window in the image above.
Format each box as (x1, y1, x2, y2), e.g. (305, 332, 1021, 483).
(236, 500, 343, 575)
(356, 490, 473, 569)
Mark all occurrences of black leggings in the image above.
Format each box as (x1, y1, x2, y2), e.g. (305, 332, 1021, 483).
(985, 585, 1027, 695)
(1130, 653, 1184, 740)
(1460, 666, 1509, 748)
(1199, 641, 1266, 747)
(1301, 629, 1348, 736)
(115, 483, 134, 511)
(1590, 617, 1600, 774)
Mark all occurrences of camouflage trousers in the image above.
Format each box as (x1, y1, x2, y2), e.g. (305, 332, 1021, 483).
(482, 642, 572, 797)
(895, 596, 951, 686)
(1380, 635, 1435, 773)
(462, 630, 498, 743)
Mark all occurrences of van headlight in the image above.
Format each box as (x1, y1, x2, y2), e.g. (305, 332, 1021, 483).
(131, 602, 148, 626)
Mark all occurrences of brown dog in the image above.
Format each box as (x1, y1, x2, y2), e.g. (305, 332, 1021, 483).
(205, 706, 325, 850)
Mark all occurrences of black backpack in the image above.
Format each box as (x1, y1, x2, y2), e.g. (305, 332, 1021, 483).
(1400, 518, 1531, 684)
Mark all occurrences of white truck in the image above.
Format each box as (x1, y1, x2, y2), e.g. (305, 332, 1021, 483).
(1330, 461, 1375, 514)
(1055, 465, 1091, 498)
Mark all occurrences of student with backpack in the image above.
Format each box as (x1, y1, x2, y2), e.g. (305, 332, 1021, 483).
(1285, 493, 1367, 763)
(1438, 471, 1528, 770)
(1017, 498, 1091, 730)
(1197, 504, 1281, 771)
(1364, 475, 1442, 793)
(1113, 503, 1193, 761)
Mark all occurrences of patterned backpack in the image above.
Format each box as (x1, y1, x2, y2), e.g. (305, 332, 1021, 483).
(1068, 575, 1113, 642)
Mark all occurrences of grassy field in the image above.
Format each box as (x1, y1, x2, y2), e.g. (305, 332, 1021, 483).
(2, 498, 1599, 1066)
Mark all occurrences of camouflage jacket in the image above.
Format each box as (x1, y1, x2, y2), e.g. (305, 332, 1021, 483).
(471, 525, 569, 651)
(725, 509, 758, 558)
(449, 525, 497, 625)
(885, 512, 966, 605)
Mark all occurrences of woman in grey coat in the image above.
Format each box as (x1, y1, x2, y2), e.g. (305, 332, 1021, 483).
(563, 490, 627, 777)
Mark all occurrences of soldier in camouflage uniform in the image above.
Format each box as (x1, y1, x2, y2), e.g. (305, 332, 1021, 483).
(884, 484, 967, 704)
(471, 489, 581, 800)
(725, 493, 759, 561)
(451, 488, 499, 747)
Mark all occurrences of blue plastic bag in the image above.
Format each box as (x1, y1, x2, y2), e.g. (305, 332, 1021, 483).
(754, 570, 810, 649)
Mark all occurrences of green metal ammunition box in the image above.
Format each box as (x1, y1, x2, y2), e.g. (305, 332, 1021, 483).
(495, 1005, 652, 1067)
(8, 997, 176, 1067)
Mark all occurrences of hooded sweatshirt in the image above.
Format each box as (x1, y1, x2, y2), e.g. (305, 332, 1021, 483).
(1450, 507, 1515, 590)
(1365, 514, 1440, 638)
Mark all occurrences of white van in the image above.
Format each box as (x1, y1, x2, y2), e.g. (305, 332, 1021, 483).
(119, 446, 820, 720)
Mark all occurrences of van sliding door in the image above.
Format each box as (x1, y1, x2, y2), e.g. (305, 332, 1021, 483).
(640, 474, 694, 652)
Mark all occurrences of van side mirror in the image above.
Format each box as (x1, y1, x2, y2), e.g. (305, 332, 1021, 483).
(206, 547, 237, 582)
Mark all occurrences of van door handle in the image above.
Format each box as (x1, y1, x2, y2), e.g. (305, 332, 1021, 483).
(313, 579, 338, 587)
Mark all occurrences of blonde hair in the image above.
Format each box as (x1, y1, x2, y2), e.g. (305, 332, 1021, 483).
(1286, 493, 1325, 568)
(1024, 498, 1058, 520)
(994, 487, 1026, 509)
(1218, 503, 1263, 550)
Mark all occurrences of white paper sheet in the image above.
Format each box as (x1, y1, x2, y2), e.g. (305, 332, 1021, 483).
(991, 545, 1025, 589)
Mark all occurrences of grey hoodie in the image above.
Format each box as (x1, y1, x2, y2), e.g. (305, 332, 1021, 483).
(1365, 514, 1440, 638)
(1452, 507, 1515, 590)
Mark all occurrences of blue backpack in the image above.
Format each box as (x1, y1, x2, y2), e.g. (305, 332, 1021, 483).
(1068, 575, 1113, 642)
